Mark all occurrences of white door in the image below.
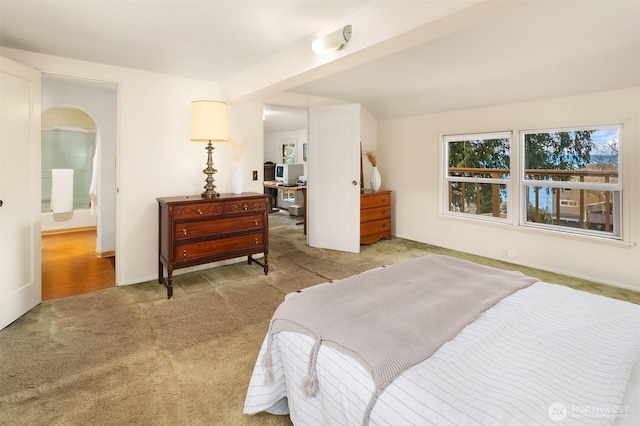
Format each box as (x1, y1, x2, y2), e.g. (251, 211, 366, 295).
(308, 104, 361, 253)
(0, 56, 42, 330)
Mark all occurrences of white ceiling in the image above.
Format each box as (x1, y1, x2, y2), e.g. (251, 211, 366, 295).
(263, 104, 307, 133)
(1, 0, 638, 132)
(0, 0, 372, 82)
(290, 0, 640, 119)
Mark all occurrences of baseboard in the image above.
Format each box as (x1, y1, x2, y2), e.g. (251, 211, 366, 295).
(97, 251, 116, 258)
(41, 226, 97, 236)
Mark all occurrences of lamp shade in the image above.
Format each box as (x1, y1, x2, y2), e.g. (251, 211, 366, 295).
(190, 100, 228, 142)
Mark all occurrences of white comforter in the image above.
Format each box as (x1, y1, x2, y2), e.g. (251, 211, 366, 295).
(244, 282, 640, 425)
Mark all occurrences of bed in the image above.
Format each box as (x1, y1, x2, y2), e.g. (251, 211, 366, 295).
(244, 255, 639, 425)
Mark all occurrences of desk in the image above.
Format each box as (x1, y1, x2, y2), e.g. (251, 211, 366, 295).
(264, 181, 307, 235)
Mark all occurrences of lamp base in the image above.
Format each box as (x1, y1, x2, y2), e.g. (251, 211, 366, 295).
(201, 190, 219, 198)
(202, 141, 219, 198)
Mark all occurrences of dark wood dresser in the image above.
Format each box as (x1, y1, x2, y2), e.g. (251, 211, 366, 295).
(360, 189, 392, 244)
(157, 192, 269, 298)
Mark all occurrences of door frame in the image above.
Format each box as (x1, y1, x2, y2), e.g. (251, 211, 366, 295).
(40, 73, 119, 285)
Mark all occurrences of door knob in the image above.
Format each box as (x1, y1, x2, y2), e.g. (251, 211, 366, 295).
(0, 200, 3, 207)
(352, 180, 358, 186)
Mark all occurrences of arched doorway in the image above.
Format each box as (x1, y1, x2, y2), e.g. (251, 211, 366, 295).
(41, 101, 117, 299)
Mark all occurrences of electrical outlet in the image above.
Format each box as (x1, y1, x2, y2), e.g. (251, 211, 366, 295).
(502, 249, 515, 258)
(252, 170, 258, 181)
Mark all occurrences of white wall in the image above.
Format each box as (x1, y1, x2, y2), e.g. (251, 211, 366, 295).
(264, 129, 308, 171)
(379, 87, 640, 290)
(0, 48, 270, 286)
(228, 100, 265, 195)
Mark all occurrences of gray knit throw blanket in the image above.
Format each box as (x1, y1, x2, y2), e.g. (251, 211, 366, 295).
(262, 255, 539, 425)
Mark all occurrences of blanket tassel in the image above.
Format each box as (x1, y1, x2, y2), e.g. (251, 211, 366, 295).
(262, 325, 275, 386)
(303, 339, 322, 398)
(303, 374, 319, 397)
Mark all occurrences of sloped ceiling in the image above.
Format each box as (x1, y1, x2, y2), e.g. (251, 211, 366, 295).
(287, 0, 640, 119)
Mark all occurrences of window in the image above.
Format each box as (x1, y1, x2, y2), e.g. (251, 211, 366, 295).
(444, 132, 511, 221)
(281, 189, 296, 202)
(282, 141, 296, 164)
(442, 125, 622, 240)
(522, 126, 621, 238)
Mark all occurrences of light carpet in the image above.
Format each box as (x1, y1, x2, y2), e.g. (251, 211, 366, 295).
(1, 211, 637, 426)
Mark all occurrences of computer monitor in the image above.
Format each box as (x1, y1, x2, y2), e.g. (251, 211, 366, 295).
(275, 163, 304, 185)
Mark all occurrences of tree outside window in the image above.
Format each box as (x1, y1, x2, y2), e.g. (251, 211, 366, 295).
(443, 125, 622, 239)
(445, 133, 511, 220)
(523, 127, 621, 237)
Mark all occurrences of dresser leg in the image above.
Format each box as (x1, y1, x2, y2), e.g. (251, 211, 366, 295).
(158, 263, 173, 299)
(248, 254, 268, 275)
(263, 250, 268, 275)
(166, 278, 173, 299)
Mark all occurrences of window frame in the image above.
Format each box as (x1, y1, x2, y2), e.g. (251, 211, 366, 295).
(443, 131, 512, 224)
(519, 124, 623, 239)
(441, 124, 624, 241)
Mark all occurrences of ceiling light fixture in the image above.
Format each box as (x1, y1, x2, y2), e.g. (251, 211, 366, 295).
(311, 24, 352, 55)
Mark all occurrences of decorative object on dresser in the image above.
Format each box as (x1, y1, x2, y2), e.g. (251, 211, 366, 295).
(190, 100, 229, 198)
(370, 166, 381, 192)
(360, 189, 391, 244)
(364, 150, 382, 192)
(157, 192, 269, 299)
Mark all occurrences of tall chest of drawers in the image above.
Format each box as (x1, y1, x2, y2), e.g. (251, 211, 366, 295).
(360, 190, 392, 244)
(157, 193, 268, 298)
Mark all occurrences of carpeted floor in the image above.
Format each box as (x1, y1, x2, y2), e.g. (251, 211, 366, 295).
(1, 211, 638, 426)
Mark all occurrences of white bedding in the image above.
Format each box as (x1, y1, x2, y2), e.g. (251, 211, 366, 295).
(244, 282, 640, 425)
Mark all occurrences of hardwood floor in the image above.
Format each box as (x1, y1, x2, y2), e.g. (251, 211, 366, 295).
(41, 229, 115, 300)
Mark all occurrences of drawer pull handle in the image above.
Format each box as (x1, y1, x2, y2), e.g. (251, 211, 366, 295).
(254, 220, 258, 226)
(182, 228, 187, 235)
(254, 238, 259, 244)
(381, 210, 386, 215)
(381, 223, 386, 228)
(197, 209, 203, 215)
(183, 249, 187, 257)
(381, 198, 386, 202)
(243, 204, 249, 211)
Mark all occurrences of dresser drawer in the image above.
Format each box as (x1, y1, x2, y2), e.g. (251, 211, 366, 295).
(172, 202, 224, 220)
(360, 218, 390, 236)
(360, 205, 391, 223)
(175, 232, 265, 260)
(174, 214, 264, 240)
(360, 192, 391, 209)
(224, 199, 267, 215)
